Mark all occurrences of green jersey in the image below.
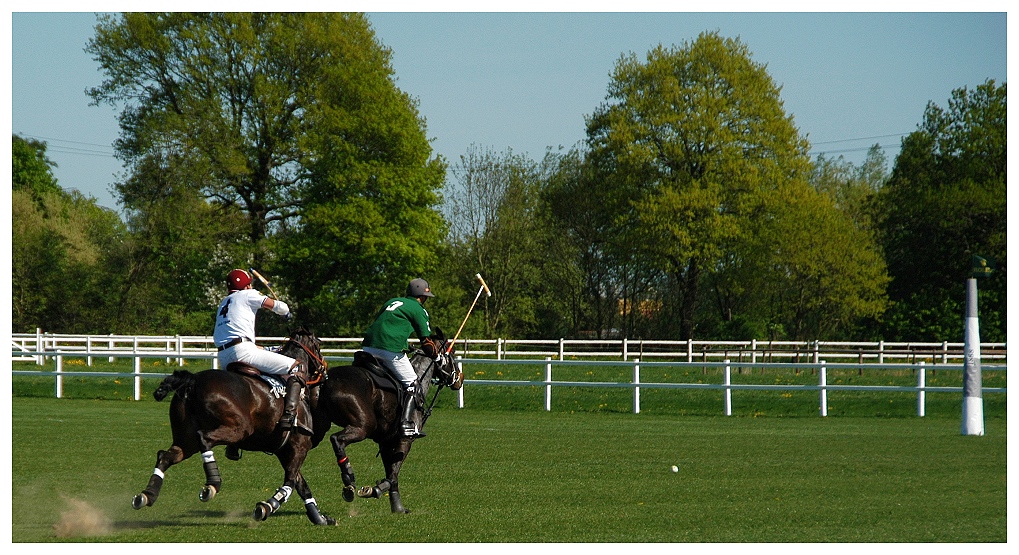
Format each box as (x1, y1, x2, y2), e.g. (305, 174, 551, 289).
(362, 296, 432, 353)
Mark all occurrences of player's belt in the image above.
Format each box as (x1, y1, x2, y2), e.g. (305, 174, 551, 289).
(217, 337, 251, 351)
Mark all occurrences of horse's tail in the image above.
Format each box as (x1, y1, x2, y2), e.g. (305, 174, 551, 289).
(153, 369, 196, 401)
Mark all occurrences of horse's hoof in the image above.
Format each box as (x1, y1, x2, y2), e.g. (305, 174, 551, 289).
(132, 493, 148, 510)
(199, 484, 218, 502)
(342, 485, 355, 502)
(356, 485, 375, 498)
(253, 502, 271, 521)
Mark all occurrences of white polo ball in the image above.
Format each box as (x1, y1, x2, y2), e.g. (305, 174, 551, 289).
(671, 465, 679, 473)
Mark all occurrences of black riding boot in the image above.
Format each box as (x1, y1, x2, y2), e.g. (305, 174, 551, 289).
(279, 376, 303, 431)
(400, 387, 425, 438)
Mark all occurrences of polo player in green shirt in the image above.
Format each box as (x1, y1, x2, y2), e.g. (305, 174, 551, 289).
(362, 278, 439, 438)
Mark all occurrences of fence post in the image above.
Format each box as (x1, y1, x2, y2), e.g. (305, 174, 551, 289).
(497, 338, 503, 360)
(55, 355, 63, 398)
(917, 361, 926, 417)
(819, 360, 828, 417)
(622, 338, 628, 361)
(134, 337, 142, 400)
(109, 335, 115, 363)
(457, 360, 465, 409)
(686, 339, 693, 363)
(177, 335, 184, 366)
(724, 359, 732, 416)
(751, 339, 758, 367)
(87, 335, 93, 367)
(878, 341, 885, 365)
(559, 338, 564, 361)
(941, 341, 949, 364)
(544, 357, 552, 412)
(633, 358, 640, 414)
(36, 328, 43, 365)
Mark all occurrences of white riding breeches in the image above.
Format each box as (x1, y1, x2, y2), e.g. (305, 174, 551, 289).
(219, 341, 296, 376)
(362, 346, 416, 387)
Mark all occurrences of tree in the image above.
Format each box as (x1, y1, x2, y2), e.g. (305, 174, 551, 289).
(739, 183, 889, 339)
(114, 152, 250, 334)
(564, 32, 891, 341)
(86, 13, 446, 333)
(811, 146, 888, 233)
(12, 134, 61, 200)
(442, 145, 576, 338)
(875, 80, 1006, 341)
(11, 136, 130, 333)
(542, 143, 663, 339)
(585, 32, 813, 339)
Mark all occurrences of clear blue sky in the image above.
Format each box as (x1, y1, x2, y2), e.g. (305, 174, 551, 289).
(8, 9, 1009, 211)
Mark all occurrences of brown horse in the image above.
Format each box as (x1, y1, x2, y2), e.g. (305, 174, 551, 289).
(311, 327, 463, 513)
(131, 327, 335, 525)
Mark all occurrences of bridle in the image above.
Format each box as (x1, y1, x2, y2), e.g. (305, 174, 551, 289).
(285, 335, 329, 385)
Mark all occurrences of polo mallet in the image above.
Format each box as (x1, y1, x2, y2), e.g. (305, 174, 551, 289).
(446, 273, 491, 354)
(249, 267, 279, 300)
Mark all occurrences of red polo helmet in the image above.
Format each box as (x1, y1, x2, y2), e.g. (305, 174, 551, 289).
(227, 269, 252, 291)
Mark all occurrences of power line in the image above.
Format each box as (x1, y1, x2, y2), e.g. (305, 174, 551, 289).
(809, 143, 904, 157)
(21, 134, 115, 150)
(810, 132, 910, 146)
(16, 132, 119, 160)
(45, 146, 120, 159)
(19, 131, 912, 161)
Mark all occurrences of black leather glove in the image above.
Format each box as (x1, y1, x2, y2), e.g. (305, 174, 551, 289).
(420, 337, 439, 359)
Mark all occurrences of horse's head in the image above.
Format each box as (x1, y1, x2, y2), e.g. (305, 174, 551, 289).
(414, 327, 463, 391)
(282, 327, 328, 383)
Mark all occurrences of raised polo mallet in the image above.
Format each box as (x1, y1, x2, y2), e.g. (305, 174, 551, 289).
(447, 273, 491, 354)
(249, 267, 279, 300)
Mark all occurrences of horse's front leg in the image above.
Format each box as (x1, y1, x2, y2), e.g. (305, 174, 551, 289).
(292, 472, 336, 526)
(358, 438, 412, 513)
(254, 438, 336, 525)
(132, 445, 187, 509)
(330, 427, 367, 502)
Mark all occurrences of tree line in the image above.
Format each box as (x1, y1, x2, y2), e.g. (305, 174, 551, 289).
(11, 14, 1006, 343)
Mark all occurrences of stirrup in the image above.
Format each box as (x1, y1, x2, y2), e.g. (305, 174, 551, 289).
(401, 422, 426, 439)
(279, 412, 297, 431)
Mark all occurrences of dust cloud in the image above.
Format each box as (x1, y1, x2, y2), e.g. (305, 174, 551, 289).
(52, 497, 113, 538)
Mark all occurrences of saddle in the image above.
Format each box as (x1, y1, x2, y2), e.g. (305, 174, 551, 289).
(224, 362, 313, 431)
(352, 351, 417, 405)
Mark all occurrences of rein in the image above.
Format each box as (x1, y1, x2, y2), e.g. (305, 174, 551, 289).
(285, 337, 328, 385)
(267, 335, 327, 454)
(418, 347, 454, 429)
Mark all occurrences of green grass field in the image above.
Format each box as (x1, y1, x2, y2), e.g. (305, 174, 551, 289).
(11, 378, 1007, 543)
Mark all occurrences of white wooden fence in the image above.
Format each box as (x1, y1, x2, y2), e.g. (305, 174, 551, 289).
(11, 329, 1008, 365)
(10, 331, 1006, 416)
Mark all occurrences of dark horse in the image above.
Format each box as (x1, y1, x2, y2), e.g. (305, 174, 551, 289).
(311, 327, 463, 513)
(131, 327, 336, 525)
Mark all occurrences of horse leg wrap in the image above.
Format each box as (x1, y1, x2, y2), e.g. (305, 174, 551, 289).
(339, 458, 355, 487)
(389, 490, 409, 514)
(139, 467, 165, 506)
(304, 498, 335, 526)
(374, 479, 392, 497)
(202, 451, 222, 491)
(265, 485, 293, 513)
